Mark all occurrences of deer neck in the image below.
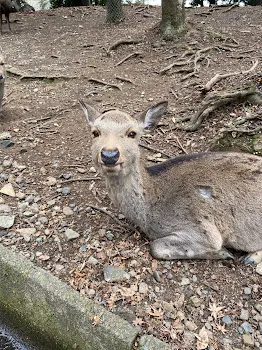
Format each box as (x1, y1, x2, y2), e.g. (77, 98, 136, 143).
(105, 161, 148, 230)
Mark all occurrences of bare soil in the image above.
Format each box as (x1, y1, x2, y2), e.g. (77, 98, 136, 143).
(0, 4, 262, 349)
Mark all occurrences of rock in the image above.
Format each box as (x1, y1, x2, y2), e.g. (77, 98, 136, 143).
(190, 295, 201, 307)
(139, 282, 149, 294)
(0, 230, 7, 237)
(16, 191, 26, 200)
(89, 166, 96, 173)
(61, 173, 72, 180)
(240, 309, 249, 321)
(87, 256, 99, 265)
(0, 140, 14, 148)
(242, 334, 254, 346)
(45, 176, 57, 186)
(152, 271, 161, 282)
(0, 132, 12, 140)
(0, 215, 15, 229)
(17, 227, 36, 236)
(241, 321, 253, 333)
(255, 304, 262, 314)
(63, 206, 74, 216)
(0, 204, 11, 213)
(54, 264, 64, 271)
(181, 277, 190, 285)
(103, 265, 130, 282)
(244, 287, 252, 295)
(64, 228, 80, 241)
(0, 183, 16, 197)
(256, 262, 262, 275)
(222, 315, 233, 326)
(2, 159, 12, 168)
(61, 187, 71, 195)
(185, 320, 198, 331)
(106, 231, 114, 240)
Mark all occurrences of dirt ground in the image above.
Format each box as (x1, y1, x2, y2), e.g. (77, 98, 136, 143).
(0, 4, 262, 349)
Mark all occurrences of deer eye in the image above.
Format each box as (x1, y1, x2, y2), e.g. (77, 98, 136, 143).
(92, 130, 99, 138)
(128, 131, 136, 138)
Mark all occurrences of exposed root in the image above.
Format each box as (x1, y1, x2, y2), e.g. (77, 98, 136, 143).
(177, 87, 259, 131)
(115, 75, 136, 85)
(115, 52, 142, 67)
(88, 78, 122, 91)
(106, 39, 143, 56)
(222, 3, 239, 12)
(202, 59, 259, 93)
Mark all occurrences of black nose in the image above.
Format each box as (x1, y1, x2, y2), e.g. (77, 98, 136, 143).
(101, 148, 120, 165)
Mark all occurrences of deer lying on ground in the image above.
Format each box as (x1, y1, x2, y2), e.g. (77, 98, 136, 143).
(0, 54, 5, 113)
(79, 99, 262, 269)
(0, 0, 13, 34)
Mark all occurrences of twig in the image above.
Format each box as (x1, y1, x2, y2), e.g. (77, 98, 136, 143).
(233, 111, 262, 126)
(115, 52, 142, 67)
(139, 142, 173, 158)
(88, 78, 122, 91)
(222, 3, 238, 12)
(174, 136, 188, 154)
(88, 204, 134, 230)
(115, 76, 136, 85)
(60, 177, 100, 184)
(106, 39, 143, 56)
(202, 59, 259, 93)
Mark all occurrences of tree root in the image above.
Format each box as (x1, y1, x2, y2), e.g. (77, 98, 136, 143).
(202, 59, 258, 93)
(88, 78, 122, 91)
(105, 39, 143, 56)
(115, 52, 142, 66)
(176, 86, 262, 131)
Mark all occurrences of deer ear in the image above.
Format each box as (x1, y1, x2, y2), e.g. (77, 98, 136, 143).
(137, 101, 168, 132)
(79, 99, 101, 126)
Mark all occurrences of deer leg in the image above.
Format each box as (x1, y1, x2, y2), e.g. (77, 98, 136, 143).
(5, 13, 11, 32)
(244, 250, 262, 265)
(150, 222, 234, 260)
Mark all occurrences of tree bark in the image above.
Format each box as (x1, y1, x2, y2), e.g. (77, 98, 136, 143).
(161, 0, 186, 40)
(107, 0, 123, 23)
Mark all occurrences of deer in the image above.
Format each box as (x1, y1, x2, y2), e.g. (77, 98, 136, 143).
(0, 0, 13, 34)
(79, 99, 262, 270)
(0, 54, 5, 113)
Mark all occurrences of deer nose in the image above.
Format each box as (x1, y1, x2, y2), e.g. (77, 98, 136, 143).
(101, 148, 120, 165)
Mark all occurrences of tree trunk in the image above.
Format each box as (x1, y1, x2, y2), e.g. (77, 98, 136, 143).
(161, 0, 186, 40)
(107, 0, 123, 23)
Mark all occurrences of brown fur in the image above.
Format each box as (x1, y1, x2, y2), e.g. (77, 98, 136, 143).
(79, 99, 262, 266)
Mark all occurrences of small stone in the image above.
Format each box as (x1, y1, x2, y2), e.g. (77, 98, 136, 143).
(61, 173, 72, 180)
(241, 321, 253, 333)
(181, 277, 190, 286)
(22, 211, 34, 217)
(89, 167, 96, 173)
(256, 262, 262, 275)
(16, 191, 26, 200)
(0, 230, 7, 237)
(38, 217, 48, 224)
(79, 245, 87, 252)
(17, 227, 36, 236)
(63, 206, 74, 216)
(0, 183, 16, 197)
(166, 272, 174, 279)
(244, 287, 252, 295)
(222, 315, 233, 326)
(0, 215, 15, 229)
(45, 176, 57, 186)
(0, 132, 12, 140)
(242, 334, 254, 346)
(77, 168, 86, 174)
(103, 265, 130, 282)
(185, 320, 198, 331)
(0, 204, 11, 213)
(87, 256, 99, 265)
(61, 187, 71, 195)
(190, 295, 201, 307)
(25, 195, 35, 204)
(64, 228, 80, 241)
(139, 282, 149, 294)
(240, 309, 249, 321)
(0, 140, 14, 148)
(2, 159, 12, 168)
(54, 264, 64, 271)
(255, 304, 262, 313)
(46, 199, 56, 208)
(39, 254, 50, 261)
(106, 231, 114, 240)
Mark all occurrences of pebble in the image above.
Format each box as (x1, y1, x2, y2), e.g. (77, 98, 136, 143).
(185, 320, 198, 331)
(45, 177, 57, 186)
(0, 230, 7, 237)
(0, 132, 12, 140)
(16, 191, 26, 200)
(240, 309, 249, 321)
(103, 265, 130, 282)
(244, 287, 252, 295)
(64, 228, 80, 241)
(0, 140, 14, 148)
(181, 277, 190, 285)
(0, 215, 15, 229)
(61, 187, 71, 195)
(0, 204, 11, 213)
(2, 159, 12, 168)
(17, 227, 36, 236)
(63, 206, 74, 216)
(255, 304, 262, 314)
(139, 282, 149, 294)
(87, 256, 99, 265)
(241, 321, 253, 333)
(256, 262, 262, 275)
(242, 334, 254, 346)
(106, 231, 114, 241)
(152, 270, 161, 282)
(0, 183, 16, 197)
(222, 315, 233, 326)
